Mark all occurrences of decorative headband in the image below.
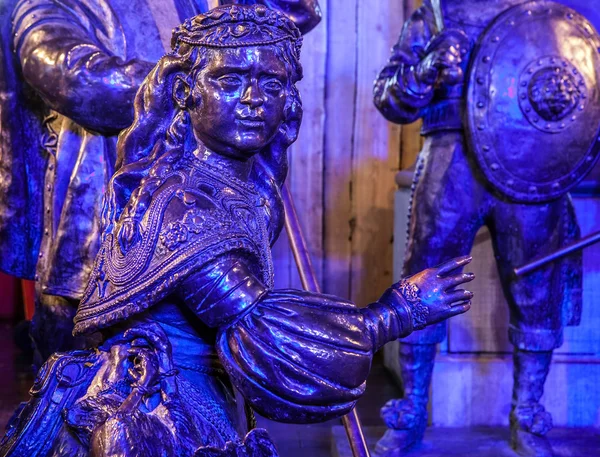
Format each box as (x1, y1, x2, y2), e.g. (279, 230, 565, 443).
(171, 4, 302, 62)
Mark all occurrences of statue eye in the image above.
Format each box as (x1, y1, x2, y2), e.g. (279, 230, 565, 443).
(218, 75, 242, 87)
(263, 79, 283, 92)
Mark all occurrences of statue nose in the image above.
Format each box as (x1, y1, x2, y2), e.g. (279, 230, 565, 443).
(241, 81, 264, 108)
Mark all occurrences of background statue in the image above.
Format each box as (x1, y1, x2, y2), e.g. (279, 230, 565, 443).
(0, 0, 321, 367)
(373, 1, 600, 456)
(0, 5, 475, 456)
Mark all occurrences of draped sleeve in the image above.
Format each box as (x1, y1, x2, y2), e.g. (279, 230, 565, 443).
(178, 254, 415, 423)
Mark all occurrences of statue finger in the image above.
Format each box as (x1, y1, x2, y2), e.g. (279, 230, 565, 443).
(443, 272, 475, 289)
(445, 288, 474, 304)
(124, 324, 164, 346)
(128, 367, 139, 381)
(436, 255, 472, 276)
(123, 327, 151, 340)
(446, 301, 471, 317)
(443, 65, 463, 80)
(130, 337, 151, 348)
(446, 46, 461, 59)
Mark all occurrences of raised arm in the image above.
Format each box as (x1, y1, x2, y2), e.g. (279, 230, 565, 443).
(178, 253, 473, 423)
(373, 6, 438, 124)
(12, 0, 154, 134)
(221, 0, 321, 34)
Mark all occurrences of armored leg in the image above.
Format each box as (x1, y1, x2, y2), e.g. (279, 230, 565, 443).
(510, 349, 554, 457)
(375, 342, 438, 455)
(490, 195, 582, 456)
(376, 135, 485, 455)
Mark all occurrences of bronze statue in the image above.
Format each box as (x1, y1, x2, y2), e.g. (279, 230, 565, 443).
(1, 5, 475, 456)
(0, 0, 321, 367)
(373, 1, 600, 456)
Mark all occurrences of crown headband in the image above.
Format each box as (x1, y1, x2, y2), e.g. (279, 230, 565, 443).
(171, 4, 302, 61)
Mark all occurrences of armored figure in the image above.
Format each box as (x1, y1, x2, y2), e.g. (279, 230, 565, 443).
(0, 0, 321, 366)
(374, 1, 600, 456)
(0, 6, 475, 456)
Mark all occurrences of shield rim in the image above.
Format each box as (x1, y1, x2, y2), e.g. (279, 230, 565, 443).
(465, 0, 600, 203)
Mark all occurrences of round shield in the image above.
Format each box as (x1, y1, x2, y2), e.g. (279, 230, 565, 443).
(466, 1, 600, 202)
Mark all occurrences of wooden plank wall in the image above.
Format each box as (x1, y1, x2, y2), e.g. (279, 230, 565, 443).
(272, 0, 405, 306)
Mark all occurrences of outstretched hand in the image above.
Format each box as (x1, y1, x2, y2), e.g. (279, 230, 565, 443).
(401, 255, 474, 327)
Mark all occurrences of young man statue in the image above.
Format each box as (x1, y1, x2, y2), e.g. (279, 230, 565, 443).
(1, 5, 474, 456)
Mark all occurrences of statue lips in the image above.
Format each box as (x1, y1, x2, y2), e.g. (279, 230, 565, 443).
(236, 116, 265, 128)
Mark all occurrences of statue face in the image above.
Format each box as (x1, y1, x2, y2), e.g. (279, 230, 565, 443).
(189, 46, 290, 159)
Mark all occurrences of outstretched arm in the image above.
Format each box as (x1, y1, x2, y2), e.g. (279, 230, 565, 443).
(12, 0, 154, 134)
(178, 253, 473, 423)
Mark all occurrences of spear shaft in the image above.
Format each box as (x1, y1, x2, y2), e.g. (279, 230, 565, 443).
(514, 230, 600, 277)
(281, 183, 371, 457)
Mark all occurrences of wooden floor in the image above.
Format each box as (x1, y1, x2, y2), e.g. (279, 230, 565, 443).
(0, 321, 401, 457)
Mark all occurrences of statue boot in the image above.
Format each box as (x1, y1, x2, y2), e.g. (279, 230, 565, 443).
(510, 349, 555, 457)
(375, 343, 436, 456)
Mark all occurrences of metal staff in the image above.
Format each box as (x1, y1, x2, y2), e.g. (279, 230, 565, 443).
(514, 230, 600, 277)
(281, 183, 371, 457)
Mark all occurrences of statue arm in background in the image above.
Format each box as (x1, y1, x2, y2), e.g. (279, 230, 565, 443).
(221, 0, 321, 34)
(177, 253, 473, 424)
(11, 0, 154, 134)
(373, 5, 465, 124)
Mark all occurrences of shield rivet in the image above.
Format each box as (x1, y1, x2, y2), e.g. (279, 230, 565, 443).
(478, 124, 485, 130)
(521, 81, 527, 87)
(509, 20, 515, 26)
(560, 123, 565, 128)
(483, 56, 491, 63)
(567, 13, 574, 20)
(491, 163, 499, 170)
(492, 36, 500, 42)
(520, 93, 527, 100)
(579, 104, 584, 111)
(529, 186, 537, 193)
(533, 117, 539, 123)
(477, 102, 484, 108)
(571, 115, 577, 121)
(546, 124, 552, 129)
(586, 156, 593, 162)
(507, 179, 515, 186)
(526, 10, 532, 16)
(525, 107, 531, 113)
(477, 76, 484, 84)
(483, 145, 490, 151)
(552, 182, 561, 189)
